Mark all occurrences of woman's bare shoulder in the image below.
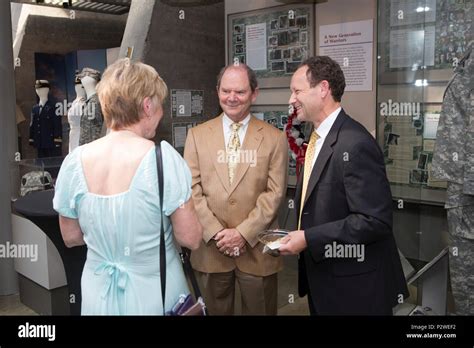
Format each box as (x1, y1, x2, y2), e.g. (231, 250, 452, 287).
(81, 136, 155, 162)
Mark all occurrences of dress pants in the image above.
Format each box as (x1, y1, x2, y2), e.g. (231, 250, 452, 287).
(196, 269, 278, 315)
(306, 280, 394, 315)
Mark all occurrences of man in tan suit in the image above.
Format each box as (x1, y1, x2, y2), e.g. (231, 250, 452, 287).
(184, 64, 288, 315)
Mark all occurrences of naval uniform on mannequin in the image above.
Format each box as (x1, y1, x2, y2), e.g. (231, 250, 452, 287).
(78, 68, 103, 145)
(67, 73, 86, 153)
(29, 80, 62, 158)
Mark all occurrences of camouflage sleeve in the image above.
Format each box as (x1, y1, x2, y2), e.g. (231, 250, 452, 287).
(463, 87, 474, 195)
(92, 102, 104, 140)
(78, 112, 88, 146)
(431, 82, 461, 183)
(78, 98, 103, 145)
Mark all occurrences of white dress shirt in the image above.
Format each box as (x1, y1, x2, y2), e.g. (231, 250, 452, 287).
(311, 107, 342, 169)
(222, 113, 251, 148)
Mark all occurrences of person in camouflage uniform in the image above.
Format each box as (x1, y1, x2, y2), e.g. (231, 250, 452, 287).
(431, 41, 473, 315)
(78, 68, 104, 145)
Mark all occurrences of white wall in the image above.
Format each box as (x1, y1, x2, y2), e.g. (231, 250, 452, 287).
(225, 0, 378, 135)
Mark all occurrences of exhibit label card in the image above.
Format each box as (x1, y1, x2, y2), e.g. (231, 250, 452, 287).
(246, 22, 267, 71)
(423, 113, 440, 140)
(172, 122, 197, 153)
(171, 89, 204, 118)
(319, 19, 373, 92)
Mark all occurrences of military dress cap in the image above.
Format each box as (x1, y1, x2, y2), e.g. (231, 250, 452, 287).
(35, 80, 50, 89)
(79, 67, 101, 82)
(74, 70, 82, 85)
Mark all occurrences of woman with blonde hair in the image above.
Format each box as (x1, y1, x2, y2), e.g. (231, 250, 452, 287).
(53, 58, 202, 315)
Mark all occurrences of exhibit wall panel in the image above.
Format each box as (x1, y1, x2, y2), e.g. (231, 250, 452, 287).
(225, 0, 378, 135)
(315, 0, 377, 135)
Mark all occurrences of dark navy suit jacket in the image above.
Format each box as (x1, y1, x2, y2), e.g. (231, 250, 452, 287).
(296, 109, 409, 315)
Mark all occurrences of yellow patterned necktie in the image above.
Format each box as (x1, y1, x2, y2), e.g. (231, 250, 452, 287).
(227, 122, 242, 185)
(298, 131, 320, 230)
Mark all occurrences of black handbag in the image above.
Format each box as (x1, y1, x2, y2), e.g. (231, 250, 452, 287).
(156, 144, 208, 316)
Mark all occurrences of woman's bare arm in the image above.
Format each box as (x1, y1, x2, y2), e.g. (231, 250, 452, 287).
(59, 216, 85, 248)
(170, 198, 203, 250)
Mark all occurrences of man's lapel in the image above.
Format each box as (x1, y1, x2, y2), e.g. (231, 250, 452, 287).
(302, 110, 347, 208)
(295, 168, 304, 217)
(229, 115, 263, 195)
(206, 114, 231, 193)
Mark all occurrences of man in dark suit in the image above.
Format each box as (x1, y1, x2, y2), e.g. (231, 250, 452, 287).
(279, 56, 409, 315)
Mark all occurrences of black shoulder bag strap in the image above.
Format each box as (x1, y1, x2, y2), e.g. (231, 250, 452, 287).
(157, 143, 207, 315)
(180, 248, 203, 301)
(156, 143, 166, 315)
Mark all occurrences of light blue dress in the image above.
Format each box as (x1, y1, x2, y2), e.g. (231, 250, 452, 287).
(53, 141, 191, 315)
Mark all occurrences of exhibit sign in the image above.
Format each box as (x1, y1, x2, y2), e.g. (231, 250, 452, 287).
(319, 19, 373, 91)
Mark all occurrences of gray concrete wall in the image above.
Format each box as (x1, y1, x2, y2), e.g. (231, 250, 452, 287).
(119, 0, 155, 61)
(15, 12, 126, 159)
(138, 0, 225, 146)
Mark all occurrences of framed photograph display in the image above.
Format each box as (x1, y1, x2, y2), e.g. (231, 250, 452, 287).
(228, 4, 314, 88)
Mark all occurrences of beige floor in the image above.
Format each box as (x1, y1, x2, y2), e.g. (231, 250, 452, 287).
(0, 294, 37, 315)
(232, 254, 310, 315)
(276, 255, 310, 315)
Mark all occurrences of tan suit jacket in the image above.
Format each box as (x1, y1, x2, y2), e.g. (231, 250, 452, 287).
(184, 114, 288, 277)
